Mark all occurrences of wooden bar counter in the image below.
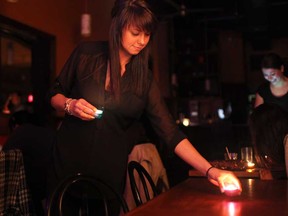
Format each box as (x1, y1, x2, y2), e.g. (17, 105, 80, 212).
(125, 178, 288, 216)
(189, 169, 260, 178)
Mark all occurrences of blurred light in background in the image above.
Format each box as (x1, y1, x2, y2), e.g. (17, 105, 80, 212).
(28, 94, 33, 103)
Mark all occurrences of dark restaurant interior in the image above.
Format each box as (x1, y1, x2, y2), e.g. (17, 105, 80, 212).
(1, 0, 288, 215)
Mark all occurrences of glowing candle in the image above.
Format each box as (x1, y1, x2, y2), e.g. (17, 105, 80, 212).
(247, 162, 255, 168)
(224, 184, 238, 190)
(223, 184, 241, 196)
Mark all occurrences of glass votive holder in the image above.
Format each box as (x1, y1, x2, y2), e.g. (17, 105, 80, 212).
(241, 147, 255, 168)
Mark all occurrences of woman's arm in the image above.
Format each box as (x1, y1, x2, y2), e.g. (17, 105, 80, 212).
(254, 93, 264, 108)
(2, 94, 12, 114)
(175, 139, 242, 193)
(174, 139, 211, 176)
(50, 93, 68, 112)
(145, 78, 242, 193)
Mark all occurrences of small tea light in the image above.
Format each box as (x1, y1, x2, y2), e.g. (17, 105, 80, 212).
(223, 184, 241, 196)
(95, 109, 104, 119)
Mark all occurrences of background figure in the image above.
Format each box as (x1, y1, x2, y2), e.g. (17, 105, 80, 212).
(2, 92, 27, 114)
(254, 53, 288, 111)
(249, 103, 288, 178)
(3, 110, 56, 216)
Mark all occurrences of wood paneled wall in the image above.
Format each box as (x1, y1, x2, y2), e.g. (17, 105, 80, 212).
(0, 0, 114, 77)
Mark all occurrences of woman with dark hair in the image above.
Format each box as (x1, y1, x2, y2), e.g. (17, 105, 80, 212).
(249, 103, 288, 178)
(254, 52, 288, 111)
(48, 0, 241, 214)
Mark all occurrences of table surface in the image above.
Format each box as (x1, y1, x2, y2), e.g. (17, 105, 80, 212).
(189, 169, 260, 178)
(125, 178, 288, 216)
(188, 160, 286, 180)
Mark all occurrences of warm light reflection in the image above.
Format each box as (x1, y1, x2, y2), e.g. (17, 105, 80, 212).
(246, 168, 253, 173)
(222, 202, 242, 216)
(228, 202, 236, 216)
(247, 179, 253, 197)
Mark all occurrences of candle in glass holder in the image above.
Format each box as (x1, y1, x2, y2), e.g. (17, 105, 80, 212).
(241, 147, 254, 168)
(247, 162, 255, 168)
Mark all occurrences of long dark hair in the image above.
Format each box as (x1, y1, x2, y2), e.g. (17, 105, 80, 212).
(261, 53, 283, 70)
(249, 103, 288, 169)
(109, 0, 157, 99)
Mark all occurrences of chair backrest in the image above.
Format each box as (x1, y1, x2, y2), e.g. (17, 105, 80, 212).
(47, 173, 129, 216)
(0, 149, 34, 215)
(128, 161, 159, 207)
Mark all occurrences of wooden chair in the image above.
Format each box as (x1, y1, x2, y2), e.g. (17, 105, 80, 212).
(47, 173, 129, 216)
(128, 161, 159, 207)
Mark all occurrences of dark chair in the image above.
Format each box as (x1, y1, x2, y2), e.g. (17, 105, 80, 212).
(47, 173, 129, 216)
(128, 161, 159, 207)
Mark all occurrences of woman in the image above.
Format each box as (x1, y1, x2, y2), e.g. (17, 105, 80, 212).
(254, 53, 288, 111)
(249, 103, 288, 178)
(49, 0, 241, 214)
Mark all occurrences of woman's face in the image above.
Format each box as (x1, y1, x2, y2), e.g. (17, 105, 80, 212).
(262, 68, 282, 84)
(120, 25, 150, 57)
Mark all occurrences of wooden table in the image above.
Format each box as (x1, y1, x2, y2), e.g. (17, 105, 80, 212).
(188, 160, 281, 180)
(189, 169, 260, 178)
(125, 178, 288, 216)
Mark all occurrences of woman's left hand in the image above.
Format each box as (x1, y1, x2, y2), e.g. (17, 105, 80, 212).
(68, 98, 97, 120)
(207, 167, 242, 194)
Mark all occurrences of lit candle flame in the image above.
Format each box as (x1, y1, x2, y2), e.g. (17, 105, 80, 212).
(223, 183, 241, 196)
(247, 162, 255, 168)
(224, 184, 238, 191)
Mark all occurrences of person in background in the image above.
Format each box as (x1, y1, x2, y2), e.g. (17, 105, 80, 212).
(254, 53, 288, 111)
(48, 0, 241, 214)
(3, 110, 56, 216)
(249, 103, 288, 179)
(2, 92, 27, 114)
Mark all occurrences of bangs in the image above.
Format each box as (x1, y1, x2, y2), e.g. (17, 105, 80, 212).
(121, 6, 157, 33)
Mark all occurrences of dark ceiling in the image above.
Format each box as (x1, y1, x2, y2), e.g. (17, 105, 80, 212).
(147, 0, 288, 37)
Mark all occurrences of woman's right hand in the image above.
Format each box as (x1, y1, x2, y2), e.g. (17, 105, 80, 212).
(68, 98, 97, 120)
(207, 167, 242, 195)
